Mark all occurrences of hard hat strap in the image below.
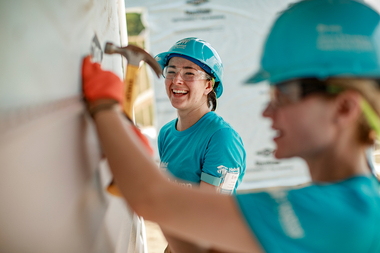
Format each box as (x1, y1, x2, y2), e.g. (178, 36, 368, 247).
(361, 98, 380, 142)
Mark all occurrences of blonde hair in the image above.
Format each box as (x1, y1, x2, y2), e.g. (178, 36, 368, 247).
(326, 78, 380, 145)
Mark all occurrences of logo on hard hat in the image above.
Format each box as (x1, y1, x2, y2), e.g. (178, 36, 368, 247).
(316, 24, 373, 52)
(316, 24, 342, 33)
(176, 38, 191, 45)
(173, 39, 191, 49)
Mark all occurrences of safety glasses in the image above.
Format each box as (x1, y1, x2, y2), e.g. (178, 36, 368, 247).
(163, 66, 209, 82)
(270, 78, 380, 140)
(269, 78, 342, 108)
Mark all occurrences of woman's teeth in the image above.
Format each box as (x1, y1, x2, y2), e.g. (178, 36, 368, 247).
(173, 89, 188, 94)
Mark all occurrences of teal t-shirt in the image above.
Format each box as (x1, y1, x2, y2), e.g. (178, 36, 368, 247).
(236, 176, 380, 252)
(158, 111, 246, 192)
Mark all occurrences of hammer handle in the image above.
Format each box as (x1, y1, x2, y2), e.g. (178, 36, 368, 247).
(123, 65, 140, 120)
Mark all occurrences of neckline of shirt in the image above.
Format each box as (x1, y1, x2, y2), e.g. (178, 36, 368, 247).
(172, 111, 215, 136)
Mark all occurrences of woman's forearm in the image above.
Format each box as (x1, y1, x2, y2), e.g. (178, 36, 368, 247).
(94, 108, 164, 218)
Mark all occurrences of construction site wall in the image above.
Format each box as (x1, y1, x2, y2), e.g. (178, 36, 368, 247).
(0, 1, 146, 252)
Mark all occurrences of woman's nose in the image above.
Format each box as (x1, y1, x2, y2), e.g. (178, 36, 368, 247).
(262, 102, 275, 118)
(173, 71, 184, 83)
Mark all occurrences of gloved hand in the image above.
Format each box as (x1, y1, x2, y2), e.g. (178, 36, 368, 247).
(82, 55, 124, 105)
(81, 55, 154, 155)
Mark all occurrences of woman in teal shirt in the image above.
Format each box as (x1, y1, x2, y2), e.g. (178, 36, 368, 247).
(82, 0, 380, 252)
(155, 37, 246, 194)
(155, 38, 246, 252)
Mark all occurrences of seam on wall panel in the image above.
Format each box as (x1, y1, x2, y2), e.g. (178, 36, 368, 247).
(0, 96, 84, 137)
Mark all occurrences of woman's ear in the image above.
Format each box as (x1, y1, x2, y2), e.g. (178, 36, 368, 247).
(204, 79, 213, 95)
(333, 90, 362, 126)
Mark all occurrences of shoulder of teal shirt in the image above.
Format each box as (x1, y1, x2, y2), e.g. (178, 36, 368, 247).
(234, 175, 380, 253)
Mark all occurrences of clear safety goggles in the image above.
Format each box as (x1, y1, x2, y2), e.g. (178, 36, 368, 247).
(270, 78, 380, 140)
(163, 66, 209, 82)
(269, 78, 341, 108)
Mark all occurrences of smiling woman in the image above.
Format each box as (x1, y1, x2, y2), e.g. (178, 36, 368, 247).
(154, 38, 247, 252)
(163, 57, 213, 115)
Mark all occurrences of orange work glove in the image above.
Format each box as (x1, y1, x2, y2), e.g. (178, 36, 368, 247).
(81, 55, 154, 155)
(82, 56, 124, 105)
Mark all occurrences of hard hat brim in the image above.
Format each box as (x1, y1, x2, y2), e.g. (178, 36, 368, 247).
(245, 69, 269, 84)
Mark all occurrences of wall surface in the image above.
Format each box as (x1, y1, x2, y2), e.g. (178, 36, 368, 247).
(0, 1, 145, 252)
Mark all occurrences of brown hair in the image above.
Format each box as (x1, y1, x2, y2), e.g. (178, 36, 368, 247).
(207, 89, 217, 111)
(205, 73, 217, 111)
(327, 78, 380, 145)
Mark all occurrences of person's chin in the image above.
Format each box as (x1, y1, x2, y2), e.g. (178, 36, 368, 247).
(273, 147, 293, 159)
(273, 150, 284, 159)
(171, 102, 186, 111)
(273, 136, 292, 159)
(170, 99, 182, 107)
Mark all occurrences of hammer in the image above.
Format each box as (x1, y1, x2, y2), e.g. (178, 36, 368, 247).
(104, 43, 161, 120)
(104, 43, 161, 196)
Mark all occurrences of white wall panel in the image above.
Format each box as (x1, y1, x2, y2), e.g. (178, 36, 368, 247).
(0, 1, 145, 252)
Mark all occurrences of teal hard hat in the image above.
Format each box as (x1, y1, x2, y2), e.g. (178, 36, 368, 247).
(155, 37, 224, 98)
(247, 0, 380, 85)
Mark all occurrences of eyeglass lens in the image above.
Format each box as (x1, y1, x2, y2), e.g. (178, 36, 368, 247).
(270, 79, 334, 107)
(163, 66, 207, 81)
(270, 81, 302, 107)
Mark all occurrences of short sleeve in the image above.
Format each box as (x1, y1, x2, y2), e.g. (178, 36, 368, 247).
(201, 128, 246, 187)
(235, 179, 380, 253)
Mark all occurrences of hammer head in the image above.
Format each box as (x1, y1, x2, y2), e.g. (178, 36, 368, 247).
(105, 42, 161, 77)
